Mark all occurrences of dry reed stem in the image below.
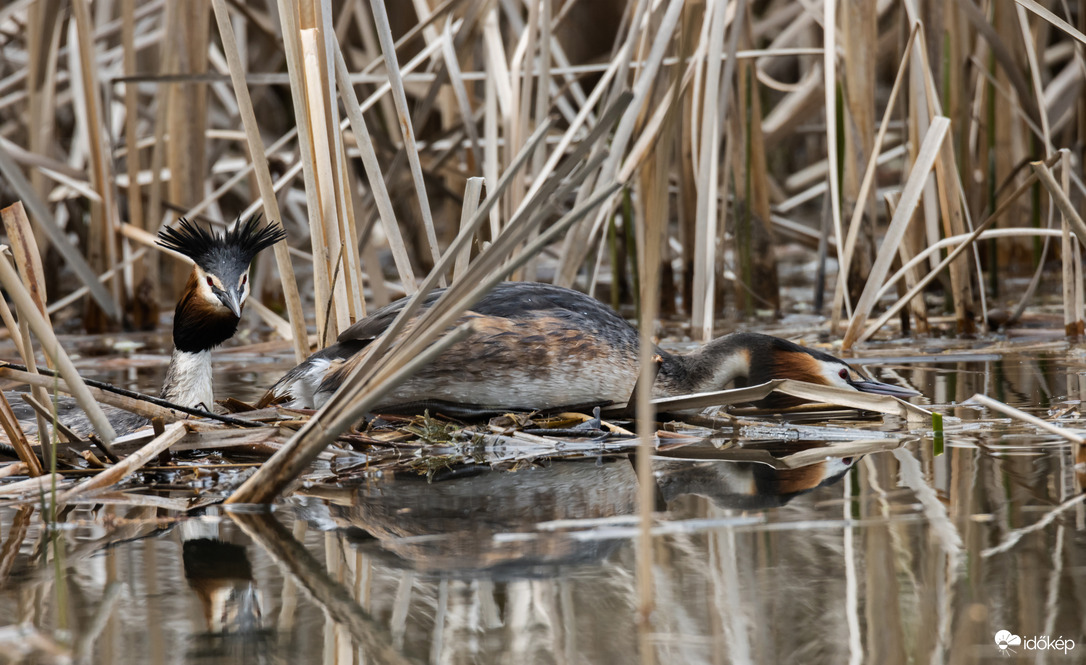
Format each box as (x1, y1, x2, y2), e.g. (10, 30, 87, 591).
(121, 0, 150, 302)
(1031, 161, 1086, 245)
(277, 0, 331, 337)
(0, 248, 116, 442)
(1060, 150, 1077, 334)
(876, 228, 1062, 303)
(57, 422, 188, 503)
(70, 0, 121, 320)
(832, 26, 918, 331)
(300, 27, 349, 341)
(842, 116, 950, 349)
(0, 151, 117, 318)
(0, 474, 70, 499)
(555, 0, 684, 287)
(969, 394, 1084, 444)
(440, 18, 480, 169)
(332, 40, 418, 293)
(368, 0, 444, 283)
(858, 160, 1055, 343)
(690, 0, 728, 341)
(454, 177, 485, 279)
(1, 202, 55, 431)
(0, 366, 187, 423)
(209, 0, 309, 361)
(823, 0, 845, 316)
(634, 82, 672, 646)
(314, 4, 365, 326)
(18, 393, 91, 447)
(1015, 0, 1086, 46)
(0, 391, 42, 477)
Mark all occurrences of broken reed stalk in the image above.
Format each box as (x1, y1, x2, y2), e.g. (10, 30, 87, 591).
(57, 422, 188, 503)
(0, 474, 69, 499)
(1031, 161, 1086, 247)
(0, 248, 115, 443)
(969, 394, 1084, 444)
(454, 178, 485, 279)
(0, 391, 43, 476)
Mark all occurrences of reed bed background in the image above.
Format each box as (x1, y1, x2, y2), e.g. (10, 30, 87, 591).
(0, 0, 1083, 352)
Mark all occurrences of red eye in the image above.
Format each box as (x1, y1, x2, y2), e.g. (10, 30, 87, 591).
(207, 276, 214, 287)
(839, 368, 848, 380)
(241, 274, 247, 285)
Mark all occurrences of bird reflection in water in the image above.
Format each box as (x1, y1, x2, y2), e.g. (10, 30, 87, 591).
(294, 443, 865, 577)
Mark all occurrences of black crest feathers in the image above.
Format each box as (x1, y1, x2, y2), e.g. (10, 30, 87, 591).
(157, 214, 285, 275)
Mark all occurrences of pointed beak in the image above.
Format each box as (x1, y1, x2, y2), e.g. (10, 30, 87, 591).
(849, 377, 921, 399)
(221, 288, 243, 318)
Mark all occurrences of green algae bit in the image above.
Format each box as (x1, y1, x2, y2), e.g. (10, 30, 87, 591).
(932, 412, 944, 456)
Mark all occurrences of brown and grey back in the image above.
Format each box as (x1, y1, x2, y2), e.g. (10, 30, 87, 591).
(267, 282, 642, 412)
(266, 281, 919, 414)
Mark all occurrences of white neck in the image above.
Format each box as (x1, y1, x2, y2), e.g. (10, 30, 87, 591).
(161, 349, 214, 411)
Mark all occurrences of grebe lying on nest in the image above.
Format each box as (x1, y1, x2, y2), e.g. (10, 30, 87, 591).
(267, 282, 918, 413)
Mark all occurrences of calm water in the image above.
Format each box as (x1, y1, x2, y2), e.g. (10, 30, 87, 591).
(1, 343, 1084, 664)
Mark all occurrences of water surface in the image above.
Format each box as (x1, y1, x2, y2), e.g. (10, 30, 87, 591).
(1, 346, 1083, 664)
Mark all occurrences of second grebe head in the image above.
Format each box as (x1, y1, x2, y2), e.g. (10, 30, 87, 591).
(693, 332, 920, 399)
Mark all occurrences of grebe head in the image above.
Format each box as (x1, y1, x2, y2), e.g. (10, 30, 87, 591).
(157, 214, 285, 319)
(696, 332, 919, 399)
(157, 215, 284, 411)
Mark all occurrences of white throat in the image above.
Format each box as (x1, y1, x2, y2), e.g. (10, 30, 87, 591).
(704, 351, 753, 391)
(162, 349, 215, 411)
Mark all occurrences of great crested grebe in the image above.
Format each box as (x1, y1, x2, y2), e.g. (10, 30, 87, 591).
(267, 282, 918, 412)
(1, 216, 283, 440)
(156, 215, 285, 411)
